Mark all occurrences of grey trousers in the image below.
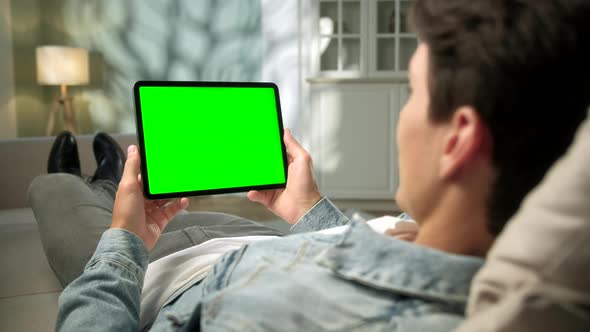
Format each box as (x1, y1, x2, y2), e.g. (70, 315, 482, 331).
(28, 174, 285, 287)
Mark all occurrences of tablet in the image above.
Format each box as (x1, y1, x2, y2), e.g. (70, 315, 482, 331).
(133, 81, 288, 199)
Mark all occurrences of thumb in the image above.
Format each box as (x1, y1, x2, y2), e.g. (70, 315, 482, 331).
(283, 129, 307, 158)
(121, 145, 141, 184)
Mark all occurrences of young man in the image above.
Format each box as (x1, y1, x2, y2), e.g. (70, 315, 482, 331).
(37, 0, 590, 330)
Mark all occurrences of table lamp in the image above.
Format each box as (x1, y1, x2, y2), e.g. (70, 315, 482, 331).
(36, 46, 89, 135)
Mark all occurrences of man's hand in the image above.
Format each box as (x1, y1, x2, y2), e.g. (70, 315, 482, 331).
(385, 222, 419, 242)
(247, 129, 322, 224)
(111, 145, 189, 251)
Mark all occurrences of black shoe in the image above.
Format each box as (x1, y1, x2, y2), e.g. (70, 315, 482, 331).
(91, 132, 126, 184)
(47, 131, 81, 176)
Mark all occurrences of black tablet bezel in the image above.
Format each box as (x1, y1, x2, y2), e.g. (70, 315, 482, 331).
(133, 80, 288, 200)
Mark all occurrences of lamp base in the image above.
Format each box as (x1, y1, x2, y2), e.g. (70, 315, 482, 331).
(46, 96, 78, 136)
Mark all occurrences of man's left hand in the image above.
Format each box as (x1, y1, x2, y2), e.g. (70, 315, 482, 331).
(385, 221, 419, 242)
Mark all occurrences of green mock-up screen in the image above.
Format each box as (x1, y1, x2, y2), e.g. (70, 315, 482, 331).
(136, 84, 286, 196)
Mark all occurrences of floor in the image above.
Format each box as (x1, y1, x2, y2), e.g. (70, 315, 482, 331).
(0, 209, 62, 332)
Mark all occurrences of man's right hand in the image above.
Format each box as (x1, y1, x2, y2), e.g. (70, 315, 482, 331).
(247, 129, 322, 224)
(111, 145, 189, 251)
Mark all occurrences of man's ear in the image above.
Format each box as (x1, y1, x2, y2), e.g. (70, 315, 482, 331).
(439, 107, 491, 179)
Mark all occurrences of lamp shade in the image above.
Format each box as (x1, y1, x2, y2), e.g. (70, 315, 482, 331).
(36, 46, 89, 85)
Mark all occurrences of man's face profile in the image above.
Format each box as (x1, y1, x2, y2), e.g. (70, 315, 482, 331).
(395, 44, 445, 223)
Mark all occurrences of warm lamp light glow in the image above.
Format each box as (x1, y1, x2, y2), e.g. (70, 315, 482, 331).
(36, 45, 89, 135)
(36, 46, 89, 85)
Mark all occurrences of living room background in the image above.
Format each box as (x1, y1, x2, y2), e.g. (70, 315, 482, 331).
(0, 0, 301, 138)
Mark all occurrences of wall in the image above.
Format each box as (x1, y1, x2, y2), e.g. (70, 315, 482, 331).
(9, 0, 48, 137)
(0, 0, 17, 137)
(261, 0, 301, 134)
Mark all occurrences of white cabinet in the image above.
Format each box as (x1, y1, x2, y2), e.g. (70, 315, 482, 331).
(305, 83, 409, 199)
(301, 0, 415, 201)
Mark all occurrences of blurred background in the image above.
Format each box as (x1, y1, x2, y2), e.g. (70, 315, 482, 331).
(0, 0, 301, 138)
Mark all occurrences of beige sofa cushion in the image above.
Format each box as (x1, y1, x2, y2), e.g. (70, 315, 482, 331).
(0, 134, 137, 209)
(457, 119, 590, 331)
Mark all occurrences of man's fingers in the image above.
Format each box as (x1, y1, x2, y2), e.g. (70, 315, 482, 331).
(161, 198, 189, 219)
(393, 233, 417, 242)
(247, 190, 263, 203)
(247, 190, 273, 207)
(154, 199, 171, 208)
(156, 198, 189, 230)
(283, 129, 308, 159)
(121, 145, 141, 184)
(385, 222, 419, 242)
(394, 221, 419, 232)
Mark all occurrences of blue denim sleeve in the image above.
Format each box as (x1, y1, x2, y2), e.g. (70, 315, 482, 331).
(56, 228, 149, 332)
(289, 197, 351, 233)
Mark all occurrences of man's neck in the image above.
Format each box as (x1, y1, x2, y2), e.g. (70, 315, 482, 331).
(412, 186, 495, 257)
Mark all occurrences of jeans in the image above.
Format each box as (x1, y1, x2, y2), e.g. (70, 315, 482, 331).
(28, 173, 285, 287)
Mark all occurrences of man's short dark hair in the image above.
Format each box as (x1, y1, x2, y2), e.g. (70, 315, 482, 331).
(410, 0, 590, 234)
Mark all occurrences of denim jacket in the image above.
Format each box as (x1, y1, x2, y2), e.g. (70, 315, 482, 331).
(57, 198, 484, 331)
